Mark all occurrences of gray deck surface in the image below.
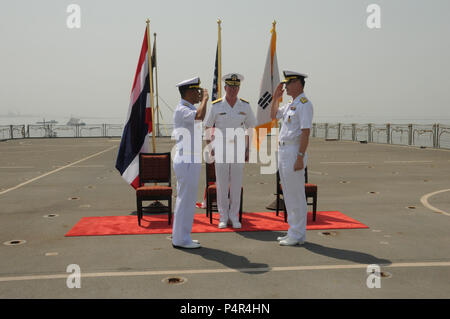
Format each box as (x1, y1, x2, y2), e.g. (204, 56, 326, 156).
(0, 137, 449, 298)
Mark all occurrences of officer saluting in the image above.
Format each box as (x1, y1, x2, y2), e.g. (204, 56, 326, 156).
(270, 71, 314, 246)
(172, 77, 208, 249)
(205, 73, 256, 229)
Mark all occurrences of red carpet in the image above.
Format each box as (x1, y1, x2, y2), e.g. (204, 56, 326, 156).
(65, 211, 368, 237)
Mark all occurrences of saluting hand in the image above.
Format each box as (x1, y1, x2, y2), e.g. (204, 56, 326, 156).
(201, 88, 209, 103)
(273, 82, 284, 100)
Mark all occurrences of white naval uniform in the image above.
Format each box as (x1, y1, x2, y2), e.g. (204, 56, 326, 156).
(172, 99, 202, 246)
(276, 93, 313, 241)
(204, 97, 257, 224)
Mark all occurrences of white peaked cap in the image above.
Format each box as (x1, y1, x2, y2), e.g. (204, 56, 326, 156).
(176, 77, 201, 88)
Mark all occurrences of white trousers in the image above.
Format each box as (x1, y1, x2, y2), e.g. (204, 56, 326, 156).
(278, 144, 308, 241)
(172, 162, 201, 246)
(215, 162, 244, 223)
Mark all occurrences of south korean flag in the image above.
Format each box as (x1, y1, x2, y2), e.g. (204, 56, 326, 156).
(256, 28, 280, 126)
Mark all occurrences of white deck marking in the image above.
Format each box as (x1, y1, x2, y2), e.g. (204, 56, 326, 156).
(51, 165, 106, 168)
(420, 189, 450, 216)
(0, 145, 117, 196)
(320, 160, 435, 165)
(320, 162, 369, 164)
(0, 261, 449, 282)
(384, 160, 433, 163)
(0, 166, 34, 169)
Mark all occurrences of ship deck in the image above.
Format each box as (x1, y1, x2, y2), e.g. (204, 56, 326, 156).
(0, 137, 449, 298)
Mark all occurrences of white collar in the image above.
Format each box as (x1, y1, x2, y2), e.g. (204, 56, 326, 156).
(181, 99, 196, 110)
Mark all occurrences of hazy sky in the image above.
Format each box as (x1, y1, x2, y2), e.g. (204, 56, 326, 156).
(1, 0, 449, 123)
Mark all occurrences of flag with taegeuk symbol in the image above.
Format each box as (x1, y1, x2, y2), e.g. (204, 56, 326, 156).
(254, 23, 280, 151)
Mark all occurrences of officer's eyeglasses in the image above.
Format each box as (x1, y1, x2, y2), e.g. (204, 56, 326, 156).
(286, 79, 299, 85)
(189, 88, 202, 94)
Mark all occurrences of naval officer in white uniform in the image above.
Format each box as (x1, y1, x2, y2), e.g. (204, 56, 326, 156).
(204, 73, 256, 229)
(172, 77, 208, 249)
(270, 71, 314, 246)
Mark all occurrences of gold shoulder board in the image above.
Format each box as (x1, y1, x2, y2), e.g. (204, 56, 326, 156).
(300, 97, 308, 104)
(212, 98, 223, 104)
(240, 98, 249, 104)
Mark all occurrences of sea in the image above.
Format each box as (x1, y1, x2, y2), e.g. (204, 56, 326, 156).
(1, 114, 450, 126)
(0, 116, 126, 126)
(2, 114, 450, 149)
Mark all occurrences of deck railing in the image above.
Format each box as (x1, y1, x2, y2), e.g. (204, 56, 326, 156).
(1, 123, 450, 150)
(312, 123, 450, 149)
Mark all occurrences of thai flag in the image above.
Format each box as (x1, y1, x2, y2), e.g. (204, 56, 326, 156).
(115, 29, 152, 189)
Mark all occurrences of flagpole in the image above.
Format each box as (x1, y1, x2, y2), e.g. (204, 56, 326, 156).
(146, 19, 156, 152)
(217, 18, 222, 98)
(153, 32, 160, 137)
(271, 20, 276, 78)
(272, 20, 279, 129)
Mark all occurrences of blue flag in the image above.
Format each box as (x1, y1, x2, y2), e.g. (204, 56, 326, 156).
(212, 44, 219, 101)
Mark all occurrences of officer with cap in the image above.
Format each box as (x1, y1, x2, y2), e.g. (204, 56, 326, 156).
(270, 71, 314, 246)
(172, 77, 208, 249)
(204, 73, 256, 229)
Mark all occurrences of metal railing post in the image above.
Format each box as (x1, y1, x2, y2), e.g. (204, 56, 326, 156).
(437, 124, 440, 148)
(386, 124, 391, 144)
(408, 124, 413, 146)
(432, 124, 437, 148)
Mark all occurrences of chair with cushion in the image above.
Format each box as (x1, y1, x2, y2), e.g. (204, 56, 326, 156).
(136, 152, 172, 226)
(276, 166, 317, 222)
(205, 162, 243, 224)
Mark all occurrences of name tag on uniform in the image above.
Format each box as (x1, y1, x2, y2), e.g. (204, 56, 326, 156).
(290, 106, 296, 111)
(239, 112, 246, 115)
(219, 112, 227, 115)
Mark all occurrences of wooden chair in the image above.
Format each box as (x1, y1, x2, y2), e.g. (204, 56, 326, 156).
(136, 152, 172, 226)
(276, 166, 318, 222)
(205, 162, 243, 224)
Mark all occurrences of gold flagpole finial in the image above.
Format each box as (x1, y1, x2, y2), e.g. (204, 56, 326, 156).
(146, 18, 150, 24)
(217, 18, 221, 24)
